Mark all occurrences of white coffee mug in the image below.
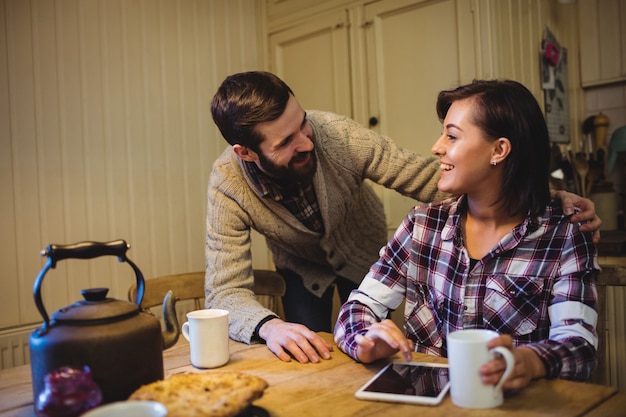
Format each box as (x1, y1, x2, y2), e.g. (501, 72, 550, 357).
(181, 309, 229, 368)
(447, 329, 515, 409)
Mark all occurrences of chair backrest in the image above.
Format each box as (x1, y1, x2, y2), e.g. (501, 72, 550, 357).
(128, 269, 286, 320)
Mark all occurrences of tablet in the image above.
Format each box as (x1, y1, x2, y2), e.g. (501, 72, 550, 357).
(355, 362, 450, 406)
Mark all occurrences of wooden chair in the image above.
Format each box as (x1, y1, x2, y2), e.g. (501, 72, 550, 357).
(128, 270, 286, 330)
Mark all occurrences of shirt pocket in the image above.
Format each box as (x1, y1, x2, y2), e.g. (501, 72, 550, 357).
(483, 274, 546, 337)
(405, 285, 444, 349)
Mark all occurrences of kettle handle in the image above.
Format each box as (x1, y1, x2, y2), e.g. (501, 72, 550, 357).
(33, 239, 145, 333)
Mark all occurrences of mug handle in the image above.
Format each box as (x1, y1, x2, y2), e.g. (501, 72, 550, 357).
(182, 321, 191, 342)
(490, 346, 515, 394)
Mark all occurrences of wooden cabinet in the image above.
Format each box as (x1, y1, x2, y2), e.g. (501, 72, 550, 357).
(268, 9, 352, 117)
(266, 0, 479, 231)
(578, 0, 626, 87)
(263, 0, 578, 230)
(362, 0, 477, 229)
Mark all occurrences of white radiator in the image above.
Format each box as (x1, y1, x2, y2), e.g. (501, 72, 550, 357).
(0, 294, 280, 370)
(0, 325, 36, 370)
(0, 305, 198, 371)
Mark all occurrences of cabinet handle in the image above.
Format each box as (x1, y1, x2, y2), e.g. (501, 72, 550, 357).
(369, 117, 379, 127)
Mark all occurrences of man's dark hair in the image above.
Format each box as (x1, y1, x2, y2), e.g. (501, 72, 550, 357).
(211, 71, 294, 151)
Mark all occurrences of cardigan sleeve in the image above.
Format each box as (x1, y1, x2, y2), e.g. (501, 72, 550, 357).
(204, 152, 279, 344)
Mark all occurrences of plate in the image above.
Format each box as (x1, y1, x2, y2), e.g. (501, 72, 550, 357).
(237, 405, 269, 417)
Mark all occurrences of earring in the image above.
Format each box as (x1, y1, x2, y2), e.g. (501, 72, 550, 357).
(491, 160, 497, 166)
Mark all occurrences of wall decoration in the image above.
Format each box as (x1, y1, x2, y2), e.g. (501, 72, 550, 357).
(542, 27, 570, 144)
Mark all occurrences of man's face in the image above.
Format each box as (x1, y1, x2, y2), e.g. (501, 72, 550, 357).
(253, 95, 317, 183)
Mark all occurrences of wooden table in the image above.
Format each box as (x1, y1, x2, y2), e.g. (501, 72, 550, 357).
(0, 333, 623, 417)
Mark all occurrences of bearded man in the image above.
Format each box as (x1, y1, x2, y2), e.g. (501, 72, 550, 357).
(205, 71, 600, 364)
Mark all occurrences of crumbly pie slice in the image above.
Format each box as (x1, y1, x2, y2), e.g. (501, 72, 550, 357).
(128, 371, 268, 417)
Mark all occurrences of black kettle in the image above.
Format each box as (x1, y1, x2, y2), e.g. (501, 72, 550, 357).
(29, 240, 180, 405)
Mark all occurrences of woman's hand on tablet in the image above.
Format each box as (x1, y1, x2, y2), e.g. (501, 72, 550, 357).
(354, 319, 414, 363)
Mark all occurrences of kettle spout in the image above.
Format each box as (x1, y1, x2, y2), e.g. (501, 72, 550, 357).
(161, 290, 180, 349)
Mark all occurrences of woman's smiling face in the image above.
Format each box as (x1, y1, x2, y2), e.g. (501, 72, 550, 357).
(431, 98, 498, 196)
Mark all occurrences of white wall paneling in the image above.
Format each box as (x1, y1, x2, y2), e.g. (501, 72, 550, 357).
(0, 0, 263, 367)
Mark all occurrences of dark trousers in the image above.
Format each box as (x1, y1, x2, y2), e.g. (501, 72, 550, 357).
(278, 269, 357, 333)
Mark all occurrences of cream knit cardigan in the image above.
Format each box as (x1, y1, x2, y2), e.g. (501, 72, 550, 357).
(205, 110, 446, 343)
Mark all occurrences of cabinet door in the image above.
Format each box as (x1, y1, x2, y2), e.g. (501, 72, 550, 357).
(579, 0, 626, 86)
(363, 0, 476, 233)
(268, 10, 352, 116)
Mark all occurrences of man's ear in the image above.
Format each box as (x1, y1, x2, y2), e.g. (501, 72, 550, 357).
(233, 144, 259, 162)
(491, 137, 512, 165)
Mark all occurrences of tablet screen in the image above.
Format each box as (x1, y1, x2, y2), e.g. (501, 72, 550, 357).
(355, 362, 450, 405)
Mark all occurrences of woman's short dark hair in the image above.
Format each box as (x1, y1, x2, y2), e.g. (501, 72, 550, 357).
(436, 79, 551, 218)
(211, 71, 294, 151)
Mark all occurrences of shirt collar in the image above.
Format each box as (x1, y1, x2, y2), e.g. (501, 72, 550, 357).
(442, 195, 539, 243)
(243, 160, 285, 202)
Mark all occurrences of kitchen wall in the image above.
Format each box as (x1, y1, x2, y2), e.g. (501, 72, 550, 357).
(585, 85, 626, 134)
(0, 0, 267, 369)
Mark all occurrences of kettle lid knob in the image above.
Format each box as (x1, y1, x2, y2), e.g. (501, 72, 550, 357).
(81, 288, 109, 302)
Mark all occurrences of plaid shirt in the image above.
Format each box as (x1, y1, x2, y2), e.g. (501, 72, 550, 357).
(244, 161, 324, 233)
(335, 196, 600, 381)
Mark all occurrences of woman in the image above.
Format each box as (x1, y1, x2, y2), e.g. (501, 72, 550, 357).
(334, 80, 599, 390)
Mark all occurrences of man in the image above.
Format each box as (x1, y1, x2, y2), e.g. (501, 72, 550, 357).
(205, 71, 600, 364)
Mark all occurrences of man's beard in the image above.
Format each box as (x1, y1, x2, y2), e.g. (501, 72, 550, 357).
(257, 150, 318, 185)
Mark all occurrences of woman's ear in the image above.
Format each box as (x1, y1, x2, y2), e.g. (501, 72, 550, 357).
(491, 137, 512, 165)
(233, 144, 259, 162)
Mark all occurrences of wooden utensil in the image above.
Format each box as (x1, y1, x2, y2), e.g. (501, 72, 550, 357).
(572, 153, 589, 197)
(585, 166, 600, 197)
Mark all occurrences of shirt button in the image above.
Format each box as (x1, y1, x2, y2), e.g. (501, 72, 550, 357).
(463, 305, 468, 311)
(312, 284, 320, 291)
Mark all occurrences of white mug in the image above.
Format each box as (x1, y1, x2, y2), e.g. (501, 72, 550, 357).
(181, 309, 229, 369)
(447, 329, 515, 409)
